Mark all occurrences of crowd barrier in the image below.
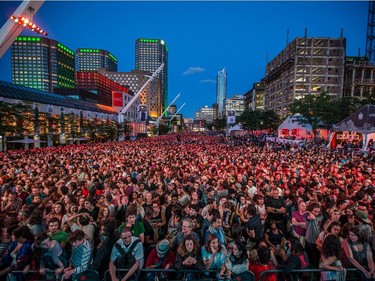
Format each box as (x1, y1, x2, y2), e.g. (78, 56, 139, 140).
(258, 267, 359, 281)
(8, 267, 362, 281)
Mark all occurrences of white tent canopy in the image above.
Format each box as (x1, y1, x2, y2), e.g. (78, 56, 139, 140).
(277, 114, 314, 140)
(228, 124, 245, 136)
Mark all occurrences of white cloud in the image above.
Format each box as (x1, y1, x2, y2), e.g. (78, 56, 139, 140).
(182, 66, 205, 76)
(200, 79, 216, 84)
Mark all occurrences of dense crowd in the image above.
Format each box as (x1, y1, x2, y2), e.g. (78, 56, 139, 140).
(0, 133, 374, 281)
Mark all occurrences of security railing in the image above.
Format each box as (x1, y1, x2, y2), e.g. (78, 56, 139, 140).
(259, 267, 359, 281)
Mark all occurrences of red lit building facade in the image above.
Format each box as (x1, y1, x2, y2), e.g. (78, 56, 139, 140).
(76, 72, 129, 106)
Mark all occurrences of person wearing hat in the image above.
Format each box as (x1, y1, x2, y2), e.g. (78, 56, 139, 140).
(355, 210, 373, 242)
(145, 239, 175, 281)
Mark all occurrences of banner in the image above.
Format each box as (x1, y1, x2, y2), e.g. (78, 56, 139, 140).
(112, 91, 124, 107)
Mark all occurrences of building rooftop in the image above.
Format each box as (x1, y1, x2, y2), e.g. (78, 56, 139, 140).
(0, 80, 117, 114)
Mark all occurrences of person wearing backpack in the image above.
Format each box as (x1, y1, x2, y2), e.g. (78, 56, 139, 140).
(109, 227, 144, 281)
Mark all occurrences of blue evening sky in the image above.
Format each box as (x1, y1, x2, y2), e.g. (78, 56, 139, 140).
(0, 1, 368, 118)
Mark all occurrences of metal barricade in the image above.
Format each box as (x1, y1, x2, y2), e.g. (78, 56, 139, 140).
(258, 268, 359, 281)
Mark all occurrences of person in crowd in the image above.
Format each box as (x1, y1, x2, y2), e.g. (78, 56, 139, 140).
(145, 239, 175, 281)
(224, 240, 249, 279)
(266, 187, 287, 233)
(0, 191, 23, 224)
(205, 210, 226, 246)
(34, 233, 68, 279)
(319, 234, 345, 281)
(62, 230, 92, 280)
(175, 235, 202, 281)
(201, 233, 227, 279)
(343, 226, 375, 281)
(249, 246, 277, 281)
(246, 204, 263, 250)
(304, 202, 322, 268)
(172, 218, 201, 251)
(264, 219, 286, 261)
(118, 204, 145, 243)
(0, 225, 33, 281)
(316, 221, 342, 252)
(90, 217, 118, 278)
(292, 200, 307, 246)
(109, 227, 143, 281)
(282, 237, 308, 281)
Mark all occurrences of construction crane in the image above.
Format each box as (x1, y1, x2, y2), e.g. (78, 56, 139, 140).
(0, 0, 45, 58)
(366, 0, 375, 62)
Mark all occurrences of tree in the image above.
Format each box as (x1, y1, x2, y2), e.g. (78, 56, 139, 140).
(290, 93, 367, 131)
(0, 101, 33, 138)
(260, 110, 280, 130)
(213, 117, 227, 131)
(237, 110, 262, 130)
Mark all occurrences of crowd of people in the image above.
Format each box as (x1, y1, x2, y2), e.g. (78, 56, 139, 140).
(0, 133, 374, 281)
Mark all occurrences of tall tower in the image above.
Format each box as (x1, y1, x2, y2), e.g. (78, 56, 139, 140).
(11, 36, 75, 92)
(76, 48, 118, 72)
(216, 68, 227, 119)
(366, 1, 375, 62)
(135, 38, 168, 116)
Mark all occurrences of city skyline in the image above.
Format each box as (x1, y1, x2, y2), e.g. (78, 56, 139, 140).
(0, 1, 368, 118)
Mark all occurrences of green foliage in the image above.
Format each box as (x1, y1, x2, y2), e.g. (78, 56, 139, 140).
(237, 109, 280, 130)
(0, 101, 33, 137)
(290, 93, 368, 130)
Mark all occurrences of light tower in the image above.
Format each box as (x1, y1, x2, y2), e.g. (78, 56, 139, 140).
(366, 0, 375, 62)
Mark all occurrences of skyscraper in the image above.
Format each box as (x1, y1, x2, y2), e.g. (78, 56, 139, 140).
(11, 36, 75, 92)
(76, 48, 118, 72)
(216, 68, 227, 119)
(135, 38, 168, 117)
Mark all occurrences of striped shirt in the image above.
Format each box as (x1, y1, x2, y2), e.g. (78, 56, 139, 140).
(71, 239, 93, 275)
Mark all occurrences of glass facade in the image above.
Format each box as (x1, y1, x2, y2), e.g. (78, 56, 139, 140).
(216, 69, 227, 118)
(135, 38, 168, 117)
(11, 36, 75, 92)
(76, 49, 118, 72)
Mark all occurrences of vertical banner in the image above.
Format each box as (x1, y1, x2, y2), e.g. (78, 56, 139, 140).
(112, 91, 124, 107)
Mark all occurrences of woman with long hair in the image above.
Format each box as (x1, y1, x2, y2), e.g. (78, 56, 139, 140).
(319, 234, 345, 281)
(225, 240, 249, 279)
(201, 233, 227, 279)
(47, 202, 66, 225)
(61, 203, 78, 233)
(97, 206, 110, 229)
(343, 226, 375, 281)
(265, 219, 286, 261)
(175, 235, 202, 281)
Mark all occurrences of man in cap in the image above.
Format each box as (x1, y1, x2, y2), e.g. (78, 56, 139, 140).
(145, 239, 175, 281)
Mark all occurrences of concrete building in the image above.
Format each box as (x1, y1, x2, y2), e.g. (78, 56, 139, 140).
(343, 56, 375, 100)
(194, 105, 215, 123)
(98, 69, 161, 118)
(11, 36, 75, 92)
(76, 48, 118, 72)
(244, 82, 265, 111)
(216, 69, 227, 118)
(224, 95, 245, 116)
(135, 38, 168, 114)
(263, 37, 346, 117)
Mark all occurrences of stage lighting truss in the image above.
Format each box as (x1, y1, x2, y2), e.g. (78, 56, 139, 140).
(10, 15, 48, 36)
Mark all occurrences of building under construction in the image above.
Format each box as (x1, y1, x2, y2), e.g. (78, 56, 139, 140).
(343, 56, 375, 100)
(263, 37, 346, 117)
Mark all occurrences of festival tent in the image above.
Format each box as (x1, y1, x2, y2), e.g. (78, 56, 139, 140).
(330, 104, 375, 149)
(228, 124, 245, 136)
(277, 114, 314, 140)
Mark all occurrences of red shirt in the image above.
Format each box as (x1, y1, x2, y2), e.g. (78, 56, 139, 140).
(249, 264, 277, 281)
(145, 248, 175, 269)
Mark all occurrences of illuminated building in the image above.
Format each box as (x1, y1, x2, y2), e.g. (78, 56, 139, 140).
(135, 38, 167, 115)
(76, 48, 118, 71)
(11, 36, 75, 92)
